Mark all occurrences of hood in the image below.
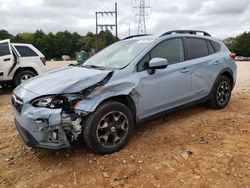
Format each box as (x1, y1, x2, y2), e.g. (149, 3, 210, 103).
(21, 66, 112, 95)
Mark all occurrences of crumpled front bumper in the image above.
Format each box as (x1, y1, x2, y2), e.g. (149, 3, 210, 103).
(12, 102, 71, 150)
(15, 120, 39, 148)
(14, 119, 70, 149)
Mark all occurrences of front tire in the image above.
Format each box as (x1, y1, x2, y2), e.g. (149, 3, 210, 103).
(208, 76, 232, 109)
(14, 70, 37, 87)
(83, 101, 134, 154)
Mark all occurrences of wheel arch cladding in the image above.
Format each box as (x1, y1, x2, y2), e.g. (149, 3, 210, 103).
(101, 95, 137, 119)
(14, 67, 38, 77)
(208, 68, 234, 98)
(220, 70, 234, 86)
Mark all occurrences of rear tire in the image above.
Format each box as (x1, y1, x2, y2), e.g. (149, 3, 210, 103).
(83, 101, 134, 154)
(14, 70, 37, 87)
(208, 76, 232, 109)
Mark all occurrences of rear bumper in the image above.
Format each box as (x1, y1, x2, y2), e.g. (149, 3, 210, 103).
(233, 63, 237, 89)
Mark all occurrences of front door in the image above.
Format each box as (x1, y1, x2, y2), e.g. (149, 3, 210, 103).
(0, 39, 14, 81)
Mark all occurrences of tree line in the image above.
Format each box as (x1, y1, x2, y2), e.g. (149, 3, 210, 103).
(224, 31, 250, 57)
(2, 29, 249, 58)
(0, 29, 119, 59)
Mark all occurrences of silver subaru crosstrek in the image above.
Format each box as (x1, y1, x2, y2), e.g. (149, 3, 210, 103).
(12, 30, 237, 154)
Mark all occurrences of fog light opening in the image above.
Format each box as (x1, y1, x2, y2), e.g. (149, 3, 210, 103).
(34, 118, 45, 124)
(52, 130, 58, 140)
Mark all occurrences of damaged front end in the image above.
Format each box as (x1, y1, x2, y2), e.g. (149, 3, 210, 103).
(13, 93, 88, 149)
(12, 72, 114, 150)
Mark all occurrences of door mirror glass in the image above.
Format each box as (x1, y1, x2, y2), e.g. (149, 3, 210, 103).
(149, 57, 168, 69)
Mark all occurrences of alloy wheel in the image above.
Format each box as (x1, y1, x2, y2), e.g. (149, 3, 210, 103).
(216, 81, 230, 105)
(96, 111, 129, 148)
(20, 74, 33, 83)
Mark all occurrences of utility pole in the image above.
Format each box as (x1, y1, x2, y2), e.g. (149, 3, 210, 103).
(115, 2, 118, 38)
(134, 0, 150, 35)
(95, 2, 118, 52)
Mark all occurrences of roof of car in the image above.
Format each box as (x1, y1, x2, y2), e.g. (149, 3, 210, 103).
(11, 43, 33, 46)
(123, 30, 213, 41)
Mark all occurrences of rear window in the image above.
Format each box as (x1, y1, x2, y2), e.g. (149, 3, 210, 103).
(15, 46, 38, 57)
(186, 38, 209, 59)
(206, 40, 215, 54)
(210, 41, 221, 52)
(0, 42, 11, 56)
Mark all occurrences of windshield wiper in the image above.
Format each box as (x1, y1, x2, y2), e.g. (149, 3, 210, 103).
(68, 63, 81, 67)
(83, 65, 106, 70)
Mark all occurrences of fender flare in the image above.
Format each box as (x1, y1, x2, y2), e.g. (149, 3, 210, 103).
(208, 68, 234, 98)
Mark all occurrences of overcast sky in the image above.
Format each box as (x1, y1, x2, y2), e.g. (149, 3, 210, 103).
(0, 0, 249, 39)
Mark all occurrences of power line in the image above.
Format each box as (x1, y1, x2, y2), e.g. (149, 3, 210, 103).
(133, 0, 151, 34)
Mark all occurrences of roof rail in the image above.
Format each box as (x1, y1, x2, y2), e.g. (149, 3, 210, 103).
(123, 34, 151, 40)
(160, 30, 211, 37)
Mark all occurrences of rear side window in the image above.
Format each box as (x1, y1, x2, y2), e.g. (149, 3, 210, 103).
(150, 38, 184, 64)
(15, 46, 38, 57)
(186, 38, 209, 59)
(206, 40, 215, 54)
(210, 41, 221, 52)
(0, 42, 11, 56)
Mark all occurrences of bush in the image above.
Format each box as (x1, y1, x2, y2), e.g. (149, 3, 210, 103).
(224, 31, 250, 57)
(0, 29, 118, 60)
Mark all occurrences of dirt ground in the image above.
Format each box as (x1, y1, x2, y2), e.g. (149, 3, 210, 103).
(0, 61, 250, 188)
(45, 61, 77, 71)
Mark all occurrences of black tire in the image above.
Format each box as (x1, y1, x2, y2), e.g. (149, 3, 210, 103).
(14, 70, 37, 87)
(208, 76, 232, 109)
(83, 101, 134, 154)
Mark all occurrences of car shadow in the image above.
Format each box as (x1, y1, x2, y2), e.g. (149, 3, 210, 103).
(3, 83, 210, 158)
(29, 103, 209, 162)
(0, 86, 14, 95)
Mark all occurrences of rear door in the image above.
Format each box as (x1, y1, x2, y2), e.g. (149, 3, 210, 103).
(0, 39, 14, 81)
(13, 44, 46, 67)
(184, 37, 223, 101)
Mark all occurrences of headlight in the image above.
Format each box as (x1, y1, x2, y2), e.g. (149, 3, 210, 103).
(31, 96, 64, 109)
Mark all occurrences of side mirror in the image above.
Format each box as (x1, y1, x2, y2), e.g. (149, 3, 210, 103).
(149, 58, 168, 69)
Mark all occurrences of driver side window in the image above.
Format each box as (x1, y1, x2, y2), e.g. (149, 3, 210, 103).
(137, 38, 184, 72)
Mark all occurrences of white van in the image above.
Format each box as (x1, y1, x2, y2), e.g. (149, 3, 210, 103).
(0, 39, 47, 87)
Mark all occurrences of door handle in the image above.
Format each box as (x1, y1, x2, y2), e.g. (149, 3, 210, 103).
(180, 67, 190, 73)
(4, 58, 11, 62)
(213, 61, 220, 65)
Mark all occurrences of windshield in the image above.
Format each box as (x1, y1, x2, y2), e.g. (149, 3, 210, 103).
(83, 39, 152, 69)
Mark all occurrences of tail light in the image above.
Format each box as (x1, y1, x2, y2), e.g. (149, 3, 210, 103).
(40, 57, 46, 65)
(230, 53, 236, 60)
